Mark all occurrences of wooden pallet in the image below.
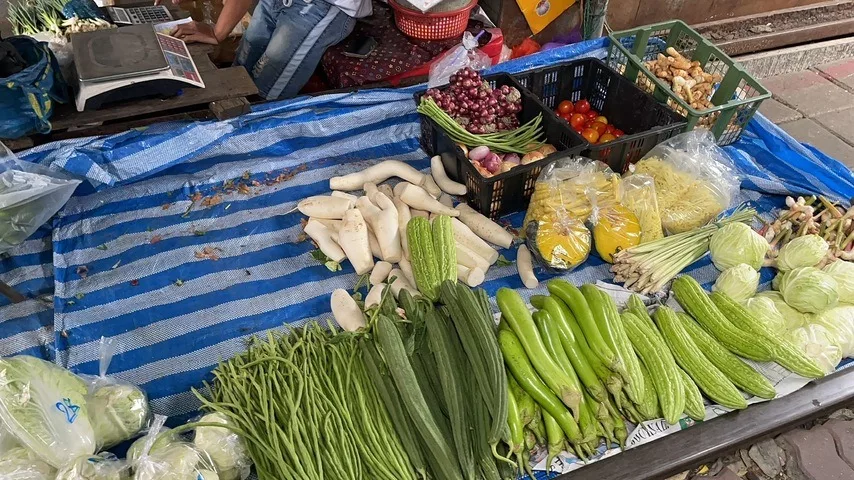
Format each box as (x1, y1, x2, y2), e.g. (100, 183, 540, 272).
(4, 44, 257, 152)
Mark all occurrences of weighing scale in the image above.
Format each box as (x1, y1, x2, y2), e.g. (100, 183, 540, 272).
(104, 5, 173, 24)
(71, 24, 204, 111)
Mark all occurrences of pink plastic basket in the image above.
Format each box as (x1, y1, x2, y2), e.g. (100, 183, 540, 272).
(388, 0, 478, 41)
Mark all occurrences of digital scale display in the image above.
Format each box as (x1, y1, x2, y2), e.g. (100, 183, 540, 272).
(106, 5, 173, 24)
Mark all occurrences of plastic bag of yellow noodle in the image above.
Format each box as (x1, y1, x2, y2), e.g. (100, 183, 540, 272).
(523, 158, 618, 271)
(617, 174, 663, 243)
(630, 130, 740, 234)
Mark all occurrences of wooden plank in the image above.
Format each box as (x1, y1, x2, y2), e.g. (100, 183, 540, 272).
(210, 97, 250, 120)
(50, 65, 257, 130)
(48, 111, 214, 140)
(716, 18, 854, 56)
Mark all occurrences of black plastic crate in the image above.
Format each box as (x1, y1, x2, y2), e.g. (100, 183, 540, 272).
(415, 73, 587, 219)
(515, 58, 687, 173)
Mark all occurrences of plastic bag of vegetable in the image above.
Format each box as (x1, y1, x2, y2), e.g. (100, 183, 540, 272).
(713, 264, 759, 303)
(813, 306, 854, 358)
(0, 446, 56, 480)
(823, 260, 854, 303)
(617, 174, 663, 243)
(755, 291, 811, 331)
(82, 337, 150, 449)
(588, 192, 641, 264)
(0, 355, 96, 468)
(192, 413, 251, 480)
(745, 296, 786, 334)
(775, 234, 828, 272)
(131, 415, 217, 480)
(0, 143, 81, 254)
(55, 453, 130, 480)
(778, 267, 839, 314)
(787, 324, 843, 374)
(0, 422, 19, 451)
(523, 158, 616, 271)
(631, 130, 740, 234)
(709, 222, 768, 271)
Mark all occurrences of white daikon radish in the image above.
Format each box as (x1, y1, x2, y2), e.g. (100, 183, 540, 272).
(370, 261, 394, 286)
(331, 289, 365, 332)
(457, 264, 485, 287)
(397, 258, 417, 286)
(516, 245, 538, 289)
(331, 191, 358, 203)
(298, 195, 353, 219)
(356, 193, 402, 263)
(452, 218, 499, 264)
(330, 161, 426, 191)
(388, 268, 416, 296)
(456, 242, 490, 271)
(398, 183, 459, 217)
(304, 219, 346, 263)
(339, 209, 374, 275)
(365, 283, 386, 309)
(455, 204, 513, 248)
(430, 155, 466, 195)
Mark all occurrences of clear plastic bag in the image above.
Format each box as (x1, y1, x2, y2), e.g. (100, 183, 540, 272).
(631, 130, 740, 234)
(618, 174, 663, 243)
(0, 422, 19, 451)
(192, 412, 252, 480)
(0, 447, 56, 480)
(82, 337, 151, 450)
(428, 32, 492, 88)
(0, 355, 97, 468)
(0, 143, 81, 254)
(55, 453, 130, 480)
(588, 191, 642, 264)
(523, 158, 618, 272)
(131, 415, 218, 480)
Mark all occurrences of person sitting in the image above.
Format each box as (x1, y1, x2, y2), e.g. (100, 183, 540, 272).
(156, 0, 371, 99)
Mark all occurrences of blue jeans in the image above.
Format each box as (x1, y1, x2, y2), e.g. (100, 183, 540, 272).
(236, 0, 355, 100)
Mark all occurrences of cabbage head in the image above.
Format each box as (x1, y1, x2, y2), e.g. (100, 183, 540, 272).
(0, 356, 96, 468)
(776, 235, 828, 272)
(778, 267, 839, 313)
(756, 291, 811, 330)
(813, 306, 854, 358)
(127, 428, 177, 466)
(134, 443, 211, 480)
(0, 447, 56, 480)
(55, 453, 129, 480)
(193, 413, 251, 480)
(709, 223, 768, 271)
(712, 264, 759, 303)
(787, 324, 842, 374)
(745, 296, 786, 333)
(823, 260, 854, 304)
(89, 382, 150, 449)
(0, 423, 19, 451)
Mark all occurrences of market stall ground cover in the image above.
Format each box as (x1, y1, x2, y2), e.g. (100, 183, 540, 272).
(1, 38, 854, 478)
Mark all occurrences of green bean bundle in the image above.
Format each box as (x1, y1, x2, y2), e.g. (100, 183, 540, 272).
(192, 323, 415, 480)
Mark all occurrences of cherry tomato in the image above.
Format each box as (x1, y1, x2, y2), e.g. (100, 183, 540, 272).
(573, 124, 584, 133)
(599, 133, 617, 143)
(557, 100, 574, 115)
(595, 116, 608, 125)
(575, 99, 591, 114)
(589, 121, 607, 135)
(585, 111, 598, 120)
(569, 113, 587, 129)
(613, 128, 625, 137)
(581, 128, 600, 144)
(604, 124, 615, 134)
(560, 112, 574, 122)
(584, 120, 594, 129)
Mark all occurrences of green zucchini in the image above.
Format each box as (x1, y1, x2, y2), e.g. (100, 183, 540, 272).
(671, 276, 773, 362)
(655, 307, 748, 410)
(676, 311, 776, 399)
(374, 314, 462, 479)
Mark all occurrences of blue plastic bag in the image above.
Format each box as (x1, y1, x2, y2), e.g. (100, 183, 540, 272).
(0, 36, 69, 140)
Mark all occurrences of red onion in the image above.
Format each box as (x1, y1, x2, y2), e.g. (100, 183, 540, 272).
(482, 152, 501, 173)
(468, 145, 490, 161)
(504, 153, 521, 164)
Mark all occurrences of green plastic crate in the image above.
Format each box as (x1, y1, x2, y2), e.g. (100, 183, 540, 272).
(607, 20, 771, 145)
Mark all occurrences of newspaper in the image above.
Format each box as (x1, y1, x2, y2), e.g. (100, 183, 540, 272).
(527, 281, 849, 474)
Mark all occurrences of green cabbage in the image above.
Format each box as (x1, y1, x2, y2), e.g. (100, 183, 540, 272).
(709, 222, 769, 270)
(776, 235, 828, 272)
(756, 291, 811, 330)
(787, 324, 842, 374)
(823, 260, 854, 304)
(55, 454, 129, 480)
(134, 443, 211, 480)
(193, 413, 251, 480)
(778, 267, 839, 313)
(712, 263, 759, 303)
(0, 447, 56, 480)
(0, 356, 96, 468)
(813, 306, 854, 358)
(745, 296, 786, 333)
(88, 383, 150, 449)
(128, 428, 177, 466)
(0, 423, 19, 451)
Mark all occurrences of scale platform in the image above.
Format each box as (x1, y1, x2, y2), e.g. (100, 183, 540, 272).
(71, 24, 204, 111)
(105, 5, 173, 24)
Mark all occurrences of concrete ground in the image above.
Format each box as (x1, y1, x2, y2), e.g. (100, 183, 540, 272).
(758, 58, 854, 170)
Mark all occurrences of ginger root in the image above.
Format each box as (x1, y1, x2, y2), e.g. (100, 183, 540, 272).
(647, 47, 718, 110)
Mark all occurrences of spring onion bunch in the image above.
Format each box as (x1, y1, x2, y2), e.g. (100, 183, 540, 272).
(611, 208, 757, 294)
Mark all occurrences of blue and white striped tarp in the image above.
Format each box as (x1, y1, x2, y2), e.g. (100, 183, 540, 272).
(1, 38, 853, 430)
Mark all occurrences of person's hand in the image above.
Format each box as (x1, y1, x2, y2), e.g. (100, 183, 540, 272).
(173, 21, 219, 44)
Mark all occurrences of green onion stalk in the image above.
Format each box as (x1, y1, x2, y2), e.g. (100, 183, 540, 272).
(611, 208, 757, 294)
(417, 97, 545, 154)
